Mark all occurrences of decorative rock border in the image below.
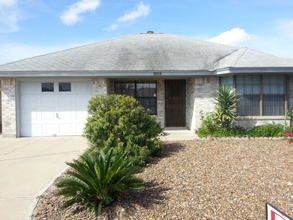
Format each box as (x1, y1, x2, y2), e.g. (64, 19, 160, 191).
(193, 137, 285, 141)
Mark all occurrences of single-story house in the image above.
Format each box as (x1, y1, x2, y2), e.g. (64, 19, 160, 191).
(1, 31, 293, 138)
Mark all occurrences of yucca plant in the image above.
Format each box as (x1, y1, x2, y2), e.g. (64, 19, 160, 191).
(214, 85, 239, 128)
(54, 149, 144, 216)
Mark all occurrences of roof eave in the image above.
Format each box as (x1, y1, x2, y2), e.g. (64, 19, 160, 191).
(0, 70, 214, 78)
(215, 67, 293, 75)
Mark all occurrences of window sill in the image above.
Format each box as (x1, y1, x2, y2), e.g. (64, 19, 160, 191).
(237, 116, 285, 120)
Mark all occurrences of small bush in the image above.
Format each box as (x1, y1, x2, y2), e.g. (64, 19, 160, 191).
(54, 149, 144, 216)
(247, 123, 286, 137)
(198, 126, 246, 138)
(83, 95, 163, 167)
(198, 110, 221, 134)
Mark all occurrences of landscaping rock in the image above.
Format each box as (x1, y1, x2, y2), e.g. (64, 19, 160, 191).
(32, 140, 293, 219)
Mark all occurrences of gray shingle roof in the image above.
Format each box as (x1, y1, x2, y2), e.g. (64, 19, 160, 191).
(214, 47, 293, 70)
(0, 33, 293, 73)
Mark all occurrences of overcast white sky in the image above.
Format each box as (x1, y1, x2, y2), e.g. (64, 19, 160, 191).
(1, 0, 293, 64)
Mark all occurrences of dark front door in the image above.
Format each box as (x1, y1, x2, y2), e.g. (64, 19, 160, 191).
(165, 80, 186, 127)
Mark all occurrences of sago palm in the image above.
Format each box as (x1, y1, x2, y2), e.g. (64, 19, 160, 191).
(54, 149, 144, 216)
(214, 85, 239, 128)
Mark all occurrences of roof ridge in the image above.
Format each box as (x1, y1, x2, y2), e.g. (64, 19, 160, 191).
(233, 47, 248, 67)
(213, 47, 241, 69)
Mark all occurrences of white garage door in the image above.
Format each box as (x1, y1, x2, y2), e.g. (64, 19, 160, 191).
(20, 81, 92, 137)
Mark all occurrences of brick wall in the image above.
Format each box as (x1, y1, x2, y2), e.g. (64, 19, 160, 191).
(108, 78, 165, 127)
(186, 77, 219, 131)
(1, 79, 16, 138)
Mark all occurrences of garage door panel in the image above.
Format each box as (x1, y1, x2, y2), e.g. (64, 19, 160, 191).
(41, 96, 56, 109)
(21, 110, 38, 121)
(75, 82, 90, 92)
(21, 123, 38, 137)
(75, 95, 90, 108)
(41, 124, 56, 135)
(58, 95, 73, 108)
(20, 81, 91, 137)
(21, 95, 39, 109)
(59, 123, 73, 135)
(41, 111, 56, 120)
(76, 123, 85, 134)
(76, 111, 87, 120)
(59, 111, 73, 119)
(21, 82, 39, 94)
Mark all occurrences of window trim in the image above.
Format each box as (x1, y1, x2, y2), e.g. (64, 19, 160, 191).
(114, 80, 157, 115)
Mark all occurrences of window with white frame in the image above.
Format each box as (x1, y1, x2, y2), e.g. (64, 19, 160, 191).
(221, 75, 286, 116)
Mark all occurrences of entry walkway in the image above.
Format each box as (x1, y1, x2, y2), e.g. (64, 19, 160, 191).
(160, 129, 198, 141)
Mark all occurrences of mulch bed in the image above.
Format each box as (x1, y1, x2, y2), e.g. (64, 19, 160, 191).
(32, 139, 293, 220)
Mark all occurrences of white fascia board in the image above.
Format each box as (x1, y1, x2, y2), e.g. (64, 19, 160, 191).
(0, 70, 214, 78)
(215, 67, 293, 75)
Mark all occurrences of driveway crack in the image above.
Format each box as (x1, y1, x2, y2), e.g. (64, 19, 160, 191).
(3, 140, 40, 156)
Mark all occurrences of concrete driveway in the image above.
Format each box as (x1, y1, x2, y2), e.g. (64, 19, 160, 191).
(0, 136, 88, 220)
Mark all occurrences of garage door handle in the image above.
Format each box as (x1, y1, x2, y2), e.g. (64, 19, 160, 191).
(56, 113, 59, 119)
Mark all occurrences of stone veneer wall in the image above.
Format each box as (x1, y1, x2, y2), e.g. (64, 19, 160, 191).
(108, 79, 165, 127)
(1, 79, 16, 138)
(186, 77, 219, 131)
(92, 78, 108, 96)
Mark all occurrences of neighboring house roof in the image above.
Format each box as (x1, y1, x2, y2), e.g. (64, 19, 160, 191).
(0, 32, 293, 76)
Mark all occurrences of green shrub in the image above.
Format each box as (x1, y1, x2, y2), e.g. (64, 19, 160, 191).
(54, 149, 144, 216)
(83, 95, 163, 166)
(198, 110, 220, 133)
(198, 126, 246, 138)
(247, 123, 287, 137)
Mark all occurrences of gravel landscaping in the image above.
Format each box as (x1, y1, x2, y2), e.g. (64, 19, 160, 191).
(32, 139, 293, 220)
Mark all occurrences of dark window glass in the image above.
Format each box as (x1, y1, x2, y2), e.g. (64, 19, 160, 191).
(220, 76, 233, 90)
(115, 80, 157, 115)
(237, 95, 260, 116)
(236, 75, 260, 95)
(227, 75, 286, 116)
(42, 83, 54, 92)
(263, 95, 285, 115)
(59, 83, 71, 92)
(262, 75, 285, 94)
(115, 81, 135, 96)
